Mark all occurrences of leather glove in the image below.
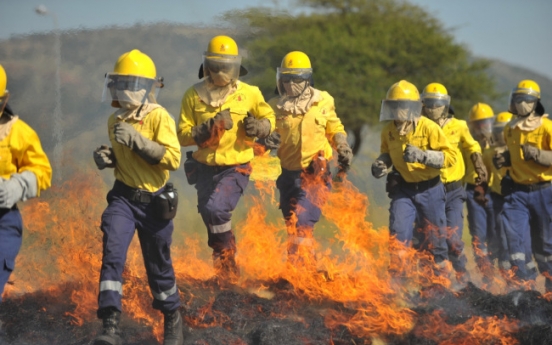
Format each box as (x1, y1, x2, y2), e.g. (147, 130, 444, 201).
(371, 160, 388, 178)
(470, 152, 488, 184)
(114, 122, 166, 165)
(244, 112, 271, 138)
(93, 145, 116, 170)
(473, 182, 489, 207)
(192, 109, 233, 146)
(0, 171, 38, 209)
(403, 144, 426, 163)
(492, 150, 511, 169)
(261, 131, 281, 151)
(521, 144, 552, 167)
(333, 133, 353, 168)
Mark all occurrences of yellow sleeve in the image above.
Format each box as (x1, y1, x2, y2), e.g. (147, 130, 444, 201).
(460, 122, 482, 155)
(177, 87, 198, 147)
(322, 93, 346, 142)
(428, 124, 457, 168)
(151, 108, 181, 171)
(13, 121, 52, 194)
(251, 87, 276, 132)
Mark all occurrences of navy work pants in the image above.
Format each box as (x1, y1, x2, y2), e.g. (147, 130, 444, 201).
(0, 207, 22, 302)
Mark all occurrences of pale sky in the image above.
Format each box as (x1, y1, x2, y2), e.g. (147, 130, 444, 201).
(2, 0, 552, 79)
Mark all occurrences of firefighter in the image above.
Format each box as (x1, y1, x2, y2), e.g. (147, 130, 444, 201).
(494, 80, 552, 292)
(464, 103, 499, 277)
(93, 50, 183, 345)
(417, 83, 485, 284)
(371, 80, 456, 276)
(264, 51, 352, 266)
(177, 35, 275, 279)
(0, 64, 52, 302)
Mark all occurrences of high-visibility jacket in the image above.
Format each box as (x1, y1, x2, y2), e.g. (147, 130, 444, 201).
(381, 116, 457, 183)
(483, 146, 509, 194)
(0, 118, 51, 194)
(108, 107, 181, 192)
(268, 91, 346, 171)
(504, 117, 552, 184)
(440, 118, 481, 183)
(178, 81, 275, 166)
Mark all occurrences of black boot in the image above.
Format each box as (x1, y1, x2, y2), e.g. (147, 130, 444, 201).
(93, 308, 122, 345)
(163, 310, 184, 345)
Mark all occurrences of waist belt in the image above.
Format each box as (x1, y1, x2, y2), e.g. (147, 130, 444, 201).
(512, 181, 551, 193)
(401, 175, 441, 192)
(115, 180, 154, 203)
(444, 180, 463, 192)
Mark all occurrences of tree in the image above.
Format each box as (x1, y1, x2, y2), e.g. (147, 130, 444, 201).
(227, 0, 499, 153)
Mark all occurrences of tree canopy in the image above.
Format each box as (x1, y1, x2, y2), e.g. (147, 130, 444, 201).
(228, 0, 499, 152)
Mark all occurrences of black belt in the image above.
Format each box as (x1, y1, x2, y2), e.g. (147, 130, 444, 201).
(512, 181, 551, 193)
(444, 180, 463, 192)
(401, 175, 441, 192)
(114, 180, 154, 203)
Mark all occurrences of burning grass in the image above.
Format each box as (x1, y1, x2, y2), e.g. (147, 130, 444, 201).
(1, 168, 551, 345)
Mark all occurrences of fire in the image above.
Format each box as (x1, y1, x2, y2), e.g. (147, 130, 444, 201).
(3, 158, 547, 343)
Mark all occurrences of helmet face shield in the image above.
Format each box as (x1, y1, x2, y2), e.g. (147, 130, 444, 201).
(276, 67, 312, 96)
(379, 99, 422, 122)
(421, 93, 450, 120)
(203, 53, 241, 86)
(492, 124, 507, 146)
(469, 118, 494, 142)
(0, 91, 9, 114)
(508, 88, 539, 116)
(102, 73, 160, 105)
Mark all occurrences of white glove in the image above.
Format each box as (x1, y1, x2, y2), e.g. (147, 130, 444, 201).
(0, 171, 38, 208)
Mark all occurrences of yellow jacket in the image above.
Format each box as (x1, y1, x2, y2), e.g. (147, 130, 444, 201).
(504, 117, 552, 184)
(108, 107, 181, 192)
(381, 116, 457, 183)
(440, 118, 481, 183)
(178, 81, 275, 166)
(0, 119, 51, 194)
(268, 91, 346, 171)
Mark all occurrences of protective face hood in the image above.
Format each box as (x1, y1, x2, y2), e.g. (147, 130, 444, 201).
(116, 89, 147, 109)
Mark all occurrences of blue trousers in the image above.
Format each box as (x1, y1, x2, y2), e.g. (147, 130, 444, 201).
(0, 207, 23, 302)
(465, 184, 496, 268)
(276, 169, 331, 255)
(501, 186, 552, 291)
(98, 181, 180, 315)
(442, 186, 467, 272)
(195, 163, 250, 257)
(389, 181, 448, 266)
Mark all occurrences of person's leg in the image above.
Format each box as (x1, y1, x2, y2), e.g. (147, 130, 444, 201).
(388, 188, 417, 276)
(0, 208, 22, 302)
(466, 186, 492, 271)
(530, 188, 552, 292)
(444, 187, 468, 275)
(501, 190, 531, 281)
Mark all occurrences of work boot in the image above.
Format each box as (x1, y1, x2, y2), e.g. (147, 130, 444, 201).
(93, 308, 122, 345)
(213, 249, 239, 281)
(163, 310, 184, 345)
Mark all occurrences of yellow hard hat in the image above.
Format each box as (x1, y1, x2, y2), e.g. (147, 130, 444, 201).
(495, 111, 513, 125)
(386, 80, 420, 101)
(207, 35, 239, 56)
(113, 49, 156, 79)
(513, 79, 540, 98)
(468, 102, 494, 122)
(422, 82, 448, 96)
(0, 64, 6, 97)
(281, 51, 312, 69)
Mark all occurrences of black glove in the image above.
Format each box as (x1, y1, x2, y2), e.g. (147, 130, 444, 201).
(492, 150, 511, 169)
(473, 183, 489, 207)
(93, 145, 116, 170)
(261, 131, 281, 151)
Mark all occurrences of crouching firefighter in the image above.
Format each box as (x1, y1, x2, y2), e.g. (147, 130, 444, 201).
(177, 35, 275, 280)
(265, 51, 353, 268)
(93, 50, 183, 345)
(494, 80, 552, 292)
(371, 80, 456, 278)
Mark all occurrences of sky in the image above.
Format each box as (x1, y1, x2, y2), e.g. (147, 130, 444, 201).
(1, 0, 552, 79)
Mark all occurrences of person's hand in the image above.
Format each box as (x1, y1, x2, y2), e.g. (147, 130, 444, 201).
(244, 112, 270, 138)
(492, 150, 511, 169)
(521, 144, 539, 161)
(337, 143, 353, 168)
(113, 122, 139, 148)
(93, 145, 116, 170)
(213, 109, 233, 130)
(473, 183, 489, 207)
(371, 160, 388, 178)
(403, 144, 426, 163)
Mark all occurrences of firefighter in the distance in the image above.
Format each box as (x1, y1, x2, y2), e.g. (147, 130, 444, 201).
(494, 80, 552, 292)
(371, 80, 456, 276)
(417, 82, 484, 285)
(484, 111, 537, 277)
(264, 51, 352, 267)
(93, 50, 183, 345)
(177, 35, 275, 280)
(464, 103, 498, 277)
(0, 63, 52, 302)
